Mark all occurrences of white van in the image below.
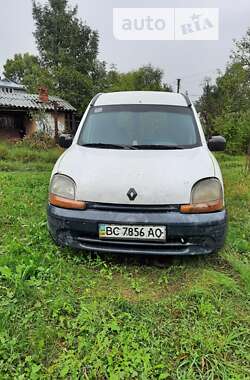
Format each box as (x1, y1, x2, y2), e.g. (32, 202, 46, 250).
(47, 91, 227, 255)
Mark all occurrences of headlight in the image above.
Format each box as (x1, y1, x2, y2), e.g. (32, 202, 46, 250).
(50, 174, 75, 199)
(49, 174, 86, 209)
(180, 178, 224, 213)
(191, 178, 222, 204)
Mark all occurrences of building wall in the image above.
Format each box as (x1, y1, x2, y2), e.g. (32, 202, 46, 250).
(0, 111, 68, 140)
(0, 114, 23, 140)
(25, 112, 66, 137)
(0, 125, 20, 139)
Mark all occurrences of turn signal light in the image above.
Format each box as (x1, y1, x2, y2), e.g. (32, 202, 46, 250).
(180, 199, 224, 214)
(49, 193, 86, 210)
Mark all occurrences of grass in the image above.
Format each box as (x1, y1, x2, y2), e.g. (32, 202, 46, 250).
(0, 141, 62, 171)
(0, 141, 249, 379)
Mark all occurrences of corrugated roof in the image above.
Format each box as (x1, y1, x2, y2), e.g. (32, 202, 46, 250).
(0, 78, 26, 91)
(0, 91, 76, 112)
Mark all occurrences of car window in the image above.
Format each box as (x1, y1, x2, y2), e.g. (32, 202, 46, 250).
(78, 104, 201, 148)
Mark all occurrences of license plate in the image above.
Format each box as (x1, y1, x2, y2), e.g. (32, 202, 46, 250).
(99, 224, 166, 241)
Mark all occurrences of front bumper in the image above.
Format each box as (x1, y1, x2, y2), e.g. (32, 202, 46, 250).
(47, 204, 227, 255)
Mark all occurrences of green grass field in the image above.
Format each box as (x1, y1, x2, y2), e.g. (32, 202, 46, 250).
(0, 142, 249, 379)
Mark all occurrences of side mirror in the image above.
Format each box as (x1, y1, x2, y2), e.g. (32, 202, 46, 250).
(207, 136, 226, 152)
(59, 134, 73, 149)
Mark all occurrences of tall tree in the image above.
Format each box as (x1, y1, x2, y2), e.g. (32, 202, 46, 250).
(32, 0, 99, 74)
(197, 27, 250, 153)
(32, 0, 102, 113)
(3, 2, 172, 115)
(196, 78, 220, 136)
(231, 27, 250, 67)
(3, 53, 55, 93)
(133, 65, 170, 91)
(231, 27, 250, 157)
(107, 65, 171, 92)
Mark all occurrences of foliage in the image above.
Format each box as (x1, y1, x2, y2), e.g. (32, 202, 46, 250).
(197, 28, 250, 153)
(17, 131, 57, 150)
(3, 1, 172, 117)
(31, 0, 105, 114)
(3, 1, 103, 114)
(231, 27, 250, 67)
(51, 65, 94, 114)
(3, 53, 55, 94)
(0, 145, 9, 161)
(106, 64, 171, 92)
(32, 0, 99, 72)
(0, 143, 250, 378)
(213, 110, 250, 154)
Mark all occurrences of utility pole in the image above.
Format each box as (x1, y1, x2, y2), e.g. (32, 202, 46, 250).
(177, 78, 181, 93)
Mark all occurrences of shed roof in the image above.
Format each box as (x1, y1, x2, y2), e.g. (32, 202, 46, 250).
(0, 91, 76, 112)
(0, 78, 26, 91)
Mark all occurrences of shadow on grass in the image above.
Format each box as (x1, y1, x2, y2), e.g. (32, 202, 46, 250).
(58, 245, 223, 269)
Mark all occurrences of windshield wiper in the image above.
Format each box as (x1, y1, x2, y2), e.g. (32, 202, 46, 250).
(81, 143, 137, 150)
(81, 143, 184, 150)
(133, 144, 184, 150)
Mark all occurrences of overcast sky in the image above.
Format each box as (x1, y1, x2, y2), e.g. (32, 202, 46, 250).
(0, 0, 249, 100)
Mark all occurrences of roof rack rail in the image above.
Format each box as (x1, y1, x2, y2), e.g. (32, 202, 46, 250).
(90, 93, 103, 106)
(181, 93, 192, 107)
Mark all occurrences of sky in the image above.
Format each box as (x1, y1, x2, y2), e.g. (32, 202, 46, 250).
(0, 0, 249, 100)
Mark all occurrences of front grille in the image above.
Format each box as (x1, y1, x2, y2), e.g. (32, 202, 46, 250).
(76, 236, 192, 247)
(86, 202, 180, 213)
(74, 235, 206, 254)
(63, 228, 214, 255)
(72, 230, 200, 254)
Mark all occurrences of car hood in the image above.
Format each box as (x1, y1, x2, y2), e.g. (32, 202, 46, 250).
(57, 145, 215, 205)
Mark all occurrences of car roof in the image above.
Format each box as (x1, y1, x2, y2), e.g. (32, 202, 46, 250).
(94, 91, 189, 107)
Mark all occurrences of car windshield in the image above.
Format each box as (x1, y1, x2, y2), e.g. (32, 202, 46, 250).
(78, 104, 201, 149)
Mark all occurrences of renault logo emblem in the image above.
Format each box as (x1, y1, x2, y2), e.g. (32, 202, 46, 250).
(127, 188, 137, 201)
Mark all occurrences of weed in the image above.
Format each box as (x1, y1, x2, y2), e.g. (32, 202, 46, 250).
(0, 147, 249, 378)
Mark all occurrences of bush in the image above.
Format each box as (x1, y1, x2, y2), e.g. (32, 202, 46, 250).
(0, 144, 9, 160)
(17, 132, 56, 150)
(214, 111, 250, 154)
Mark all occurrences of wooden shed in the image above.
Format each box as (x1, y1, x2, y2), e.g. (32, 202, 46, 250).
(0, 78, 76, 140)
